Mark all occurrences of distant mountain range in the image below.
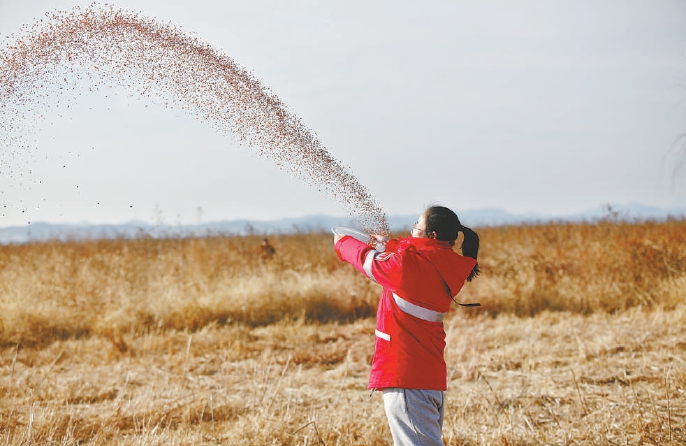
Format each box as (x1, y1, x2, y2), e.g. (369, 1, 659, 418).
(1, 202, 684, 245)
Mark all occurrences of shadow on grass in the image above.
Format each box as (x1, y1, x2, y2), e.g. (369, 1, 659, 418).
(1, 293, 377, 349)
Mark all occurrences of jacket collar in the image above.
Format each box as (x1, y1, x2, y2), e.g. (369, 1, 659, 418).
(396, 236, 454, 252)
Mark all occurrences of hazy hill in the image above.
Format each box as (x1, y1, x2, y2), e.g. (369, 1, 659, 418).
(1, 202, 684, 244)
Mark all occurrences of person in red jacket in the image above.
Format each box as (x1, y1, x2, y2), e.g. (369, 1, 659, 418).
(334, 205, 480, 445)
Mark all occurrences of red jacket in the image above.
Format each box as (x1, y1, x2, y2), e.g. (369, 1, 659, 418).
(335, 235, 476, 390)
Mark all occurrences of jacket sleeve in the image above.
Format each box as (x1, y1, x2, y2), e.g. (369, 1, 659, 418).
(335, 236, 403, 291)
(335, 236, 374, 274)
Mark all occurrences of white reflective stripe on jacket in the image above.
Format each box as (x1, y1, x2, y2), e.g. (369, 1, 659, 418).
(392, 293, 446, 322)
(362, 250, 378, 283)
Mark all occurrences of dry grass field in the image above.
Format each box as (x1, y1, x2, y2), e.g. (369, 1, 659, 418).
(0, 219, 685, 445)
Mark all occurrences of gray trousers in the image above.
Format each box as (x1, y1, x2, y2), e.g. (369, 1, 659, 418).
(382, 388, 445, 446)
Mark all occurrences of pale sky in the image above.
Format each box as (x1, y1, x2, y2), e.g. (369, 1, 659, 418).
(1, 0, 685, 227)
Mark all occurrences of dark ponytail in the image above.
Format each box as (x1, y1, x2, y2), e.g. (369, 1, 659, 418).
(425, 205, 480, 282)
(460, 225, 480, 282)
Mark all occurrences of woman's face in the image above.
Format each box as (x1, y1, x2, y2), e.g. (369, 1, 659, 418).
(411, 213, 429, 238)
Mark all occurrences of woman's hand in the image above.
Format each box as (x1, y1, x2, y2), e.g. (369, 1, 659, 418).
(334, 233, 346, 245)
(370, 234, 389, 245)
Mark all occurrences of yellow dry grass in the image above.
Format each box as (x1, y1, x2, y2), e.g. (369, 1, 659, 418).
(1, 220, 685, 445)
